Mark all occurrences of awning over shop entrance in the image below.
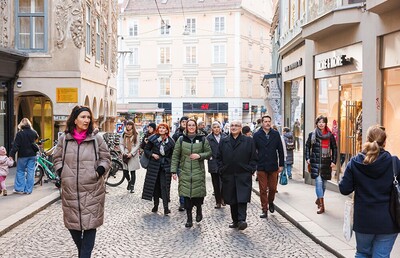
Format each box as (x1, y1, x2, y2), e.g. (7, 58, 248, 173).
(117, 103, 164, 113)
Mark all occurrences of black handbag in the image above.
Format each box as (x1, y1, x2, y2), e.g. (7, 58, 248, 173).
(31, 142, 39, 153)
(140, 154, 149, 169)
(122, 154, 130, 164)
(390, 156, 400, 228)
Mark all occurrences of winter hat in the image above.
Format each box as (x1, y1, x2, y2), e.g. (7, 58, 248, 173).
(0, 146, 7, 156)
(148, 123, 157, 131)
(180, 116, 189, 123)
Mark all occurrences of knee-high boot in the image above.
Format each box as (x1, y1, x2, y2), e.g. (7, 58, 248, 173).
(317, 198, 325, 214)
(123, 170, 130, 190)
(195, 205, 203, 222)
(129, 171, 136, 193)
(185, 207, 193, 228)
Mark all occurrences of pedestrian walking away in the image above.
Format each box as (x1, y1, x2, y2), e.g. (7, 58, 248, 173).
(305, 115, 337, 214)
(283, 127, 295, 179)
(253, 115, 284, 219)
(53, 105, 111, 258)
(339, 125, 399, 257)
(0, 146, 14, 196)
(9, 118, 39, 195)
(217, 120, 257, 230)
(120, 120, 140, 193)
(172, 116, 189, 212)
(141, 123, 175, 215)
(171, 119, 212, 228)
(206, 121, 227, 209)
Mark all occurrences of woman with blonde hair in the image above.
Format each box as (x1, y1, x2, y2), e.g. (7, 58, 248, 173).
(339, 125, 399, 257)
(9, 118, 39, 194)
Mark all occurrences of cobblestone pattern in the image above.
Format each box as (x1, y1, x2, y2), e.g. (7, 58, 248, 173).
(0, 170, 335, 258)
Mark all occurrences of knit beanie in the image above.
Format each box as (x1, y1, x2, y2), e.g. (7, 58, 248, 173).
(0, 146, 6, 156)
(148, 123, 157, 131)
(180, 116, 189, 123)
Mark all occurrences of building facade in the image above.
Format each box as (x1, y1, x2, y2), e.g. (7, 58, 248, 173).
(277, 0, 400, 184)
(0, 0, 118, 150)
(118, 0, 272, 128)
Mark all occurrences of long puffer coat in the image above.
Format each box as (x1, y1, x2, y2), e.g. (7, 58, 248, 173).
(141, 134, 175, 201)
(53, 133, 111, 231)
(305, 130, 337, 180)
(171, 132, 212, 198)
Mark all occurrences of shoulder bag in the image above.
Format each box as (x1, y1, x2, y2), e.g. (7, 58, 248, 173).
(390, 156, 400, 228)
(140, 154, 149, 169)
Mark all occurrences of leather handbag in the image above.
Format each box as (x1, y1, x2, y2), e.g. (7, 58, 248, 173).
(122, 154, 130, 164)
(140, 154, 149, 169)
(31, 142, 39, 153)
(390, 156, 400, 228)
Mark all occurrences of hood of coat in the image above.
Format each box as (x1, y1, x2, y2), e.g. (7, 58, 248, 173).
(351, 150, 392, 179)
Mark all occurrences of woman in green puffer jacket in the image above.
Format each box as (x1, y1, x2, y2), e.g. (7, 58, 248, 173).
(171, 118, 212, 228)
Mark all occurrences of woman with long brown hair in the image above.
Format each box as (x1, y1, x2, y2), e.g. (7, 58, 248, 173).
(141, 123, 175, 215)
(339, 125, 399, 257)
(119, 120, 140, 193)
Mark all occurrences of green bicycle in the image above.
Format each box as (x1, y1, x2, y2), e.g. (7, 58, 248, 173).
(34, 139, 61, 188)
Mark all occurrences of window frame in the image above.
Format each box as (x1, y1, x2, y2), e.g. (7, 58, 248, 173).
(213, 77, 225, 97)
(128, 78, 139, 97)
(159, 46, 171, 64)
(159, 77, 171, 96)
(15, 0, 48, 52)
(213, 44, 226, 64)
(184, 77, 197, 96)
(95, 17, 101, 63)
(160, 19, 170, 35)
(129, 20, 138, 37)
(185, 46, 197, 64)
(214, 16, 225, 33)
(85, 4, 91, 56)
(185, 18, 196, 34)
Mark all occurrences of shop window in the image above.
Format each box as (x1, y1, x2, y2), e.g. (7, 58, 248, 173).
(383, 68, 400, 154)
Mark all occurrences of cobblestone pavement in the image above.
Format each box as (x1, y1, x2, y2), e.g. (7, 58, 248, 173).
(0, 170, 336, 258)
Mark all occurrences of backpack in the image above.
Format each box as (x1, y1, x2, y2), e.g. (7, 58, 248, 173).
(285, 137, 295, 151)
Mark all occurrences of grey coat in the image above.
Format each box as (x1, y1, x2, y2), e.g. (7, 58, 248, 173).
(119, 134, 140, 171)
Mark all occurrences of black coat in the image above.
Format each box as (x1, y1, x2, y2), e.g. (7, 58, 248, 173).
(253, 129, 284, 172)
(305, 130, 337, 180)
(339, 151, 400, 234)
(206, 132, 227, 173)
(141, 134, 175, 201)
(10, 126, 39, 159)
(217, 134, 257, 204)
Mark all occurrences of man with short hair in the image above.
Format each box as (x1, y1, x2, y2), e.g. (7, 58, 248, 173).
(217, 120, 257, 230)
(253, 115, 284, 219)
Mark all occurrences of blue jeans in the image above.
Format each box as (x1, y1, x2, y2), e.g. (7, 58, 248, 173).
(285, 163, 292, 177)
(315, 175, 326, 198)
(355, 232, 398, 258)
(14, 156, 36, 194)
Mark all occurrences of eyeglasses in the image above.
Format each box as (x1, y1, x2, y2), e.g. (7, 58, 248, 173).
(230, 124, 241, 127)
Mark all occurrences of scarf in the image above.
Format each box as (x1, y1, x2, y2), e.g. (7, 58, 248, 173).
(123, 129, 133, 153)
(157, 135, 169, 156)
(311, 127, 332, 151)
(73, 128, 87, 145)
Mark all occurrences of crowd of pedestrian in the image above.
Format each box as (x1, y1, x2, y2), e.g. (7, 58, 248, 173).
(3, 108, 399, 257)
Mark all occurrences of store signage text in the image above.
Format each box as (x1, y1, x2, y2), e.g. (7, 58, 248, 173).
(54, 115, 69, 121)
(317, 55, 352, 71)
(284, 58, 303, 72)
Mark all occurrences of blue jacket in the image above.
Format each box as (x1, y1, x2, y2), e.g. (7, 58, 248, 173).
(339, 151, 400, 234)
(253, 129, 284, 172)
(10, 126, 39, 159)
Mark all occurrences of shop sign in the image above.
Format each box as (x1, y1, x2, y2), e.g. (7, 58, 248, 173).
(284, 58, 303, 72)
(56, 88, 78, 103)
(54, 115, 68, 121)
(183, 102, 228, 113)
(317, 55, 352, 71)
(242, 102, 249, 112)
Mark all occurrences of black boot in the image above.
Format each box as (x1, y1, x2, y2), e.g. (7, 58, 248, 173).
(195, 205, 203, 222)
(123, 170, 130, 190)
(185, 207, 193, 228)
(152, 198, 159, 213)
(129, 171, 136, 193)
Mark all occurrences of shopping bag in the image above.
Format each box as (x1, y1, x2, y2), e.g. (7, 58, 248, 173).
(343, 199, 354, 241)
(279, 170, 288, 185)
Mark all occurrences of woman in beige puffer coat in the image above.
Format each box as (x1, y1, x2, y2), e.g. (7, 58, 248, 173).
(53, 106, 111, 258)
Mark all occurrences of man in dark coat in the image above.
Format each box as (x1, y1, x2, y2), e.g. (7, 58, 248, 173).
(253, 115, 284, 219)
(217, 120, 257, 230)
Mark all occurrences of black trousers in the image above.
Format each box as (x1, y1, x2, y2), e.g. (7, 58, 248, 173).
(230, 203, 248, 223)
(210, 173, 222, 204)
(69, 229, 96, 258)
(153, 168, 169, 209)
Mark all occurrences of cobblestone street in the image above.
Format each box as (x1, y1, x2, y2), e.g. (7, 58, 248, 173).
(0, 170, 335, 257)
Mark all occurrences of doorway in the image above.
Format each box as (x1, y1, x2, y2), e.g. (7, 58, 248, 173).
(338, 73, 362, 180)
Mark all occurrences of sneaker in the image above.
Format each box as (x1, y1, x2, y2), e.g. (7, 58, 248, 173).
(13, 189, 24, 194)
(2, 189, 7, 196)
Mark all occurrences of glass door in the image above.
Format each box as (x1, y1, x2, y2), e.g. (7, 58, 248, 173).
(338, 73, 362, 180)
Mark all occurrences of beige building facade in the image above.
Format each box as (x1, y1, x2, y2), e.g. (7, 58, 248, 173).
(0, 0, 118, 150)
(278, 0, 400, 184)
(117, 0, 272, 128)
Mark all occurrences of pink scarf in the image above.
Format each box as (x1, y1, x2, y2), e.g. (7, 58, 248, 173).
(73, 128, 88, 145)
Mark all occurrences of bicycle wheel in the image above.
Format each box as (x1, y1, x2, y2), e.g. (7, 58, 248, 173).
(34, 165, 44, 186)
(106, 159, 125, 187)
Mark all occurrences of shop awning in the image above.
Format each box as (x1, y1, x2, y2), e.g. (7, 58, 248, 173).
(117, 108, 165, 113)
